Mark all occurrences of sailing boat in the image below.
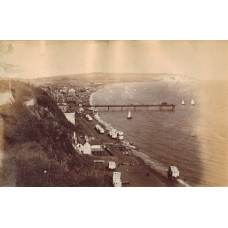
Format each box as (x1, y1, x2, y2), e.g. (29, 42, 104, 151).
(191, 99, 195, 105)
(127, 110, 132, 119)
(182, 100, 185, 105)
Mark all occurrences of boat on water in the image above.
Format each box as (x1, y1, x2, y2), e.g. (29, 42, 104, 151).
(182, 100, 185, 105)
(127, 110, 132, 119)
(191, 99, 195, 105)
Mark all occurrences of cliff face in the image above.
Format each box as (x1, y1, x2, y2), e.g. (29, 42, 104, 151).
(0, 80, 111, 187)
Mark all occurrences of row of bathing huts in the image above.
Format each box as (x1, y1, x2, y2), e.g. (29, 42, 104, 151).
(95, 123, 124, 140)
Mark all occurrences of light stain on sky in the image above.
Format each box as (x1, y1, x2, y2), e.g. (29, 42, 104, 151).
(0, 40, 228, 79)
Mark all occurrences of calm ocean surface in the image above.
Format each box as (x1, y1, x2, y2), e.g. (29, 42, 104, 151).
(92, 80, 228, 186)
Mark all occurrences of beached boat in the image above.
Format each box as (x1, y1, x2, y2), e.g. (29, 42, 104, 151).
(127, 110, 132, 119)
(191, 99, 195, 105)
(182, 100, 185, 105)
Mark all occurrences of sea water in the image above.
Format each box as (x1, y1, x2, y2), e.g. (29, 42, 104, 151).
(91, 80, 228, 186)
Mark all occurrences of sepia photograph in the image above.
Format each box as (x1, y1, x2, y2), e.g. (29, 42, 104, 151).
(1, 1, 228, 228)
(1, 40, 228, 187)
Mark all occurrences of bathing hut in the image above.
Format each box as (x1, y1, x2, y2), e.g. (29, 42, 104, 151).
(168, 166, 180, 178)
(113, 172, 122, 187)
(108, 161, 117, 170)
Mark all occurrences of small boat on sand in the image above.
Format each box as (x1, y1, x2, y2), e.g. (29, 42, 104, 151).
(182, 100, 185, 105)
(191, 99, 195, 105)
(127, 110, 132, 119)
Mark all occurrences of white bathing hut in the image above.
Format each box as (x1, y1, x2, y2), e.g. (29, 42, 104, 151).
(168, 166, 180, 178)
(113, 180, 122, 187)
(109, 128, 118, 139)
(108, 161, 117, 170)
(113, 172, 122, 187)
(86, 114, 92, 121)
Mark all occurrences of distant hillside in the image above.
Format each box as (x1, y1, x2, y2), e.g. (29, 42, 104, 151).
(31, 72, 194, 85)
(0, 80, 111, 186)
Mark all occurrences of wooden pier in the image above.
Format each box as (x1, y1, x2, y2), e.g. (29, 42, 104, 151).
(82, 104, 175, 111)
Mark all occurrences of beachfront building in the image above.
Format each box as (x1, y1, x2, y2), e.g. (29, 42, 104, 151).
(113, 172, 122, 187)
(64, 112, 75, 125)
(90, 139, 103, 153)
(68, 88, 75, 96)
(83, 141, 92, 155)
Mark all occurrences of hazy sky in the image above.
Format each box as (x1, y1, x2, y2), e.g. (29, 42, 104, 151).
(0, 40, 228, 79)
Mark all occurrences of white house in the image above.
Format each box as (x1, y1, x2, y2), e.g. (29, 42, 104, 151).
(83, 142, 92, 155)
(64, 112, 75, 125)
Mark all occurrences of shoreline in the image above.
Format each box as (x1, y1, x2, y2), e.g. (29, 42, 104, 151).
(86, 84, 183, 187)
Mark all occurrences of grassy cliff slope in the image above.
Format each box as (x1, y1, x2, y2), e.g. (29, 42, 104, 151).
(0, 80, 111, 186)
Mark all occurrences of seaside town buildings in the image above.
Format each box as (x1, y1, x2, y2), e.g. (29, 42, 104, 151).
(68, 88, 76, 96)
(41, 82, 106, 156)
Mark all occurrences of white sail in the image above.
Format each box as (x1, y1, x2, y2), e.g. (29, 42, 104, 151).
(127, 110, 132, 118)
(182, 100, 185, 105)
(191, 99, 195, 105)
